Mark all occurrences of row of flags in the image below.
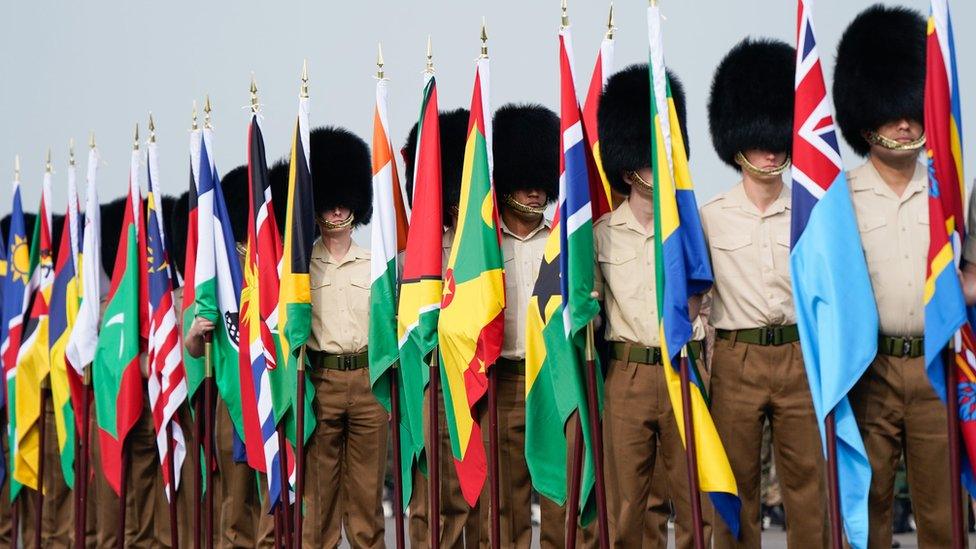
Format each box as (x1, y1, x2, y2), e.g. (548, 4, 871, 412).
(0, 3, 971, 546)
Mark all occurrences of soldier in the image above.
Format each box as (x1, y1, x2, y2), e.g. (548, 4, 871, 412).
(702, 38, 828, 548)
(833, 6, 953, 547)
(595, 63, 711, 548)
(474, 103, 558, 546)
(403, 108, 483, 548)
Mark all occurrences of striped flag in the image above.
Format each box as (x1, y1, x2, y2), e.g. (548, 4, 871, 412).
(369, 72, 417, 507)
(2, 176, 32, 499)
(789, 2, 879, 546)
(581, 26, 615, 218)
(923, 0, 976, 493)
(48, 151, 82, 487)
(13, 164, 55, 490)
(647, 3, 741, 536)
(146, 137, 189, 501)
(438, 54, 505, 505)
(182, 127, 206, 401)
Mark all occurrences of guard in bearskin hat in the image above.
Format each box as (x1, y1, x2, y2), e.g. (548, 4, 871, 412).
(702, 37, 829, 548)
(595, 63, 711, 548)
(834, 5, 951, 547)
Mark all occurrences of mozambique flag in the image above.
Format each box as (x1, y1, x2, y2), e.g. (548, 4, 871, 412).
(922, 0, 976, 493)
(277, 92, 316, 446)
(93, 146, 146, 495)
(581, 27, 615, 217)
(48, 159, 83, 488)
(396, 70, 442, 501)
(2, 178, 32, 499)
(13, 168, 55, 490)
(647, 3, 740, 535)
(369, 74, 417, 507)
(438, 56, 505, 506)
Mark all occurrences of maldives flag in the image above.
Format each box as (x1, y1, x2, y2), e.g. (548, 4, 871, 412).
(438, 55, 505, 506)
(93, 144, 146, 495)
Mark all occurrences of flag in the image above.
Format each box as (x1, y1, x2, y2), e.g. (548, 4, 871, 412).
(647, 3, 741, 536)
(396, 70, 443, 502)
(1, 177, 32, 498)
(48, 153, 83, 487)
(789, 2, 880, 546)
(582, 27, 615, 217)
(277, 90, 316, 448)
(13, 165, 55, 490)
(146, 138, 189, 501)
(93, 145, 145, 495)
(239, 113, 292, 507)
(369, 73, 416, 507)
(181, 128, 206, 400)
(438, 55, 505, 506)
(923, 0, 976, 494)
(525, 22, 602, 523)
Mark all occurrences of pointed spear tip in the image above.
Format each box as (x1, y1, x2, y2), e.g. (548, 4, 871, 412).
(192, 100, 199, 131)
(89, 131, 96, 149)
(149, 112, 157, 143)
(561, 0, 570, 27)
(133, 123, 140, 150)
(250, 73, 260, 113)
(606, 2, 615, 39)
(376, 43, 385, 79)
(300, 60, 310, 98)
(69, 138, 76, 165)
(204, 94, 212, 114)
(45, 148, 52, 172)
(425, 35, 434, 72)
(480, 17, 489, 57)
(14, 154, 20, 180)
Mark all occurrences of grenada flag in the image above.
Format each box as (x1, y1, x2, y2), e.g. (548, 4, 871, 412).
(438, 54, 505, 506)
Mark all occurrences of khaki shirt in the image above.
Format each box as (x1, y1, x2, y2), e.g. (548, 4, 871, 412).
(594, 201, 704, 347)
(700, 182, 795, 330)
(500, 218, 550, 360)
(849, 159, 928, 336)
(308, 239, 371, 354)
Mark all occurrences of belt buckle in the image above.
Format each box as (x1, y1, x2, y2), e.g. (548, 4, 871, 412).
(341, 355, 353, 370)
(902, 339, 912, 357)
(764, 328, 774, 346)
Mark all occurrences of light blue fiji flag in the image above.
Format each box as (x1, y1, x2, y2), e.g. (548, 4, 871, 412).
(789, 2, 877, 548)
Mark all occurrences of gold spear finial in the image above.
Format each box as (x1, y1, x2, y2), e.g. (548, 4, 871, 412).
(204, 95, 213, 129)
(607, 3, 616, 39)
(561, 0, 569, 28)
(69, 138, 76, 166)
(650, 0, 658, 7)
(425, 35, 434, 74)
(376, 43, 385, 79)
(480, 17, 489, 58)
(14, 155, 20, 182)
(301, 60, 309, 98)
(89, 131, 96, 150)
(192, 100, 199, 131)
(250, 74, 259, 114)
(149, 113, 157, 143)
(133, 123, 140, 151)
(45, 148, 53, 173)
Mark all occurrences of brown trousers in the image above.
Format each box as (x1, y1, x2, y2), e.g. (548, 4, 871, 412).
(537, 413, 600, 549)
(302, 365, 388, 548)
(20, 397, 74, 547)
(709, 338, 828, 548)
(850, 354, 952, 548)
(409, 386, 481, 548)
(214, 397, 269, 548)
(0, 421, 11, 546)
(603, 356, 713, 548)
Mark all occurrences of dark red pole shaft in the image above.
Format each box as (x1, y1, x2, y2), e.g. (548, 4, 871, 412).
(294, 357, 306, 546)
(35, 388, 48, 549)
(166, 422, 179, 549)
(678, 353, 705, 549)
(944, 346, 965, 549)
(275, 424, 293, 549)
(75, 381, 91, 549)
(583, 325, 609, 549)
(203, 335, 215, 549)
(487, 367, 500, 549)
(428, 352, 441, 549)
(192, 395, 202, 549)
(273, 507, 283, 548)
(117, 439, 129, 549)
(389, 367, 406, 549)
(565, 416, 584, 548)
(10, 494, 20, 549)
(824, 412, 844, 548)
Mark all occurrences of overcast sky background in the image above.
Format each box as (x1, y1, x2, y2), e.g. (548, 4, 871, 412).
(2, 0, 974, 245)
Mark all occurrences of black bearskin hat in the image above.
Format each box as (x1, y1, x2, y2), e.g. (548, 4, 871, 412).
(492, 103, 559, 203)
(169, 191, 190, 276)
(708, 38, 795, 169)
(833, 4, 926, 157)
(598, 64, 690, 195)
(99, 197, 128, 275)
(403, 108, 470, 227)
(308, 126, 372, 226)
(220, 164, 251, 244)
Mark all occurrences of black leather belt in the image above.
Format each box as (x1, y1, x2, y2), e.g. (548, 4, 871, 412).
(494, 357, 526, 374)
(307, 349, 369, 370)
(877, 335, 924, 358)
(716, 325, 799, 346)
(610, 341, 702, 365)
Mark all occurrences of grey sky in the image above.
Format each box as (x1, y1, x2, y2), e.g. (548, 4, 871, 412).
(2, 0, 973, 246)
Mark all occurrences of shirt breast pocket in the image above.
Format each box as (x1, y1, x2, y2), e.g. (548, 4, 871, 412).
(709, 234, 752, 278)
(597, 248, 639, 300)
(311, 275, 335, 312)
(774, 233, 793, 277)
(858, 215, 893, 265)
(349, 277, 371, 314)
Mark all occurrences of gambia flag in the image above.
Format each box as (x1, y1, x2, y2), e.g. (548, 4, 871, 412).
(581, 23, 615, 217)
(13, 166, 54, 490)
(48, 154, 83, 487)
(93, 145, 146, 495)
(395, 69, 442, 495)
(525, 22, 602, 524)
(438, 56, 505, 506)
(647, 3, 740, 535)
(277, 90, 316, 447)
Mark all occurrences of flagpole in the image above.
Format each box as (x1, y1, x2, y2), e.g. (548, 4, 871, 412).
(10, 493, 20, 549)
(823, 412, 844, 548)
(192, 382, 202, 549)
(75, 367, 93, 549)
(274, 423, 293, 549)
(389, 362, 406, 549)
(583, 321, 609, 549)
(428, 347, 441, 549)
(487, 364, 500, 549)
(202, 333, 215, 549)
(164, 422, 180, 549)
(677, 346, 705, 549)
(565, 416, 584, 547)
(35, 382, 49, 549)
(294, 345, 306, 546)
(117, 438, 129, 549)
(944, 344, 965, 548)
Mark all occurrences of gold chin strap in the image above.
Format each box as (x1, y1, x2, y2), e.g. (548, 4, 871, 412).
(735, 152, 791, 177)
(628, 171, 654, 193)
(865, 131, 926, 151)
(504, 194, 545, 215)
(318, 213, 355, 230)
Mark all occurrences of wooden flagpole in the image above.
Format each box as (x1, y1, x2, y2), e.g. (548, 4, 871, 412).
(35, 385, 49, 549)
(677, 346, 705, 549)
(487, 366, 500, 549)
(428, 349, 441, 549)
(74, 369, 93, 549)
(294, 346, 306, 546)
(389, 364, 406, 549)
(565, 417, 584, 547)
(824, 412, 844, 548)
(583, 323, 609, 549)
(944, 344, 966, 549)
(202, 334, 214, 549)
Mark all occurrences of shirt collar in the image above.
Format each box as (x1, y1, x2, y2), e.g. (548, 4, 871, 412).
(851, 158, 927, 202)
(499, 217, 551, 241)
(312, 238, 367, 266)
(723, 181, 791, 218)
(609, 200, 654, 237)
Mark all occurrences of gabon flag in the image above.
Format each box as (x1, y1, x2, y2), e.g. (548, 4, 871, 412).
(93, 137, 146, 495)
(581, 12, 615, 217)
(438, 51, 505, 506)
